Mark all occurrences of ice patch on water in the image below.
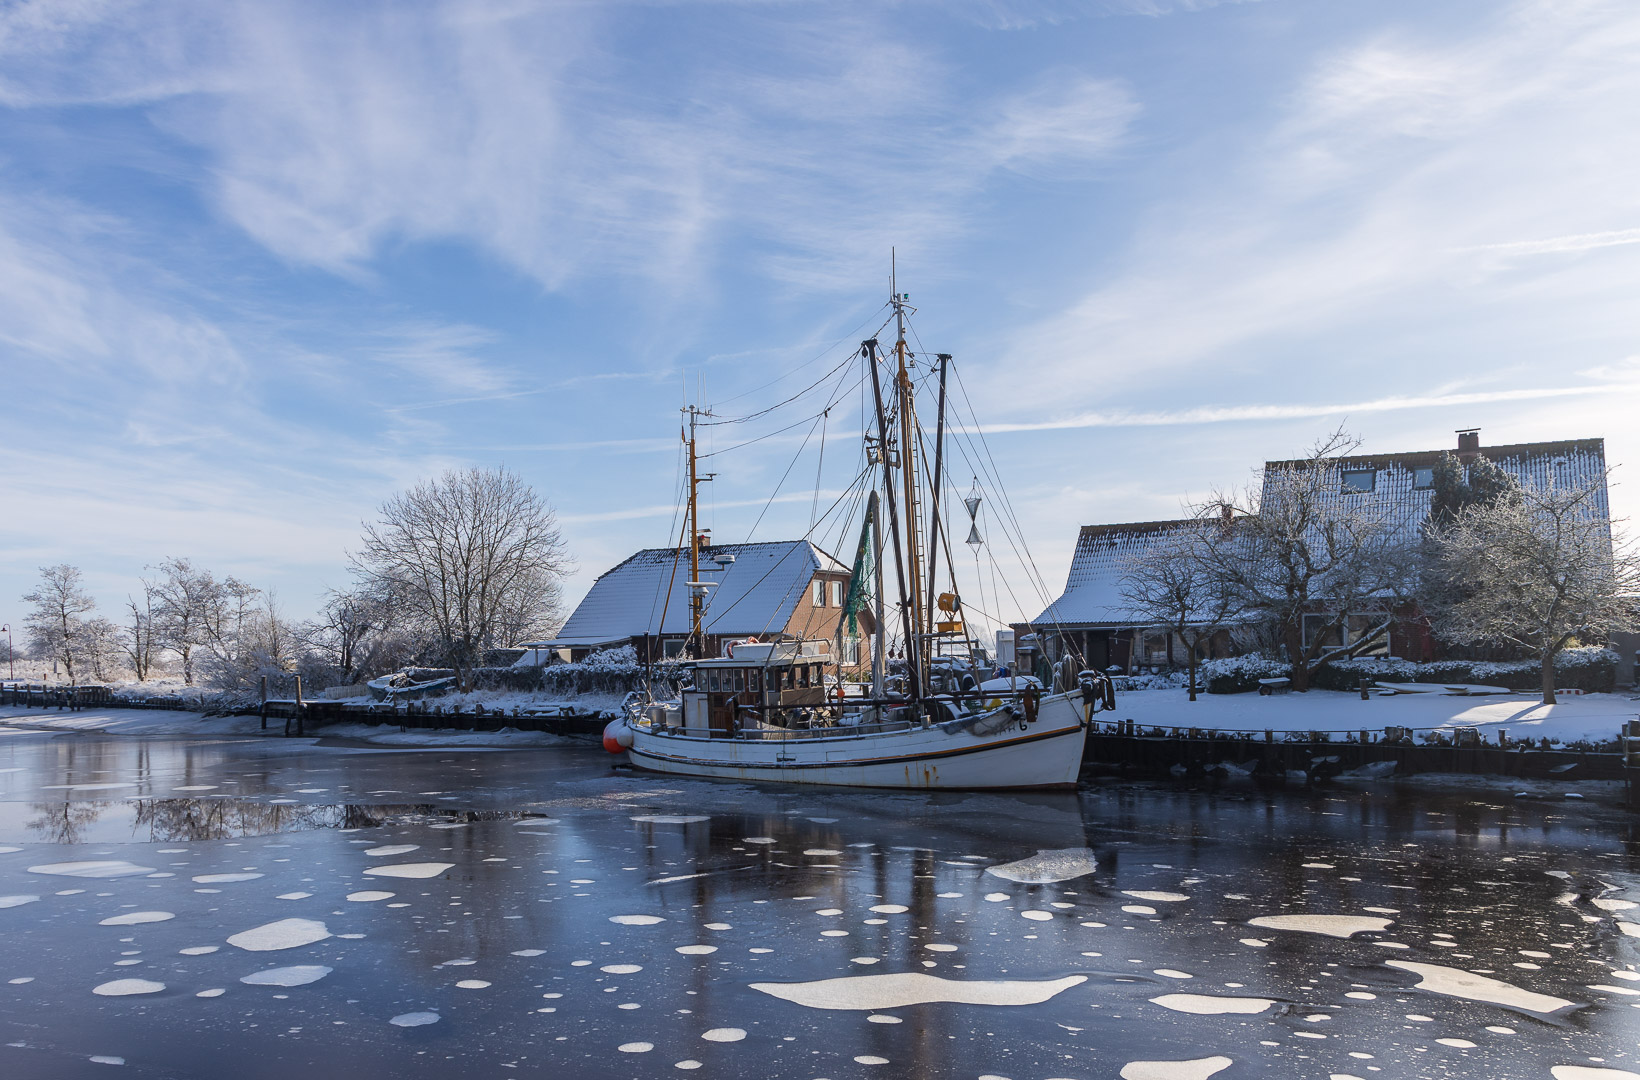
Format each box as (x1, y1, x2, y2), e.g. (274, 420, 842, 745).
(805, 849, 842, 856)
(855, 1055, 889, 1064)
(390, 1012, 439, 1027)
(363, 863, 453, 879)
(1386, 960, 1577, 1014)
(92, 979, 164, 996)
(984, 848, 1096, 884)
(0, 895, 40, 908)
(512, 949, 545, 957)
(704, 923, 731, 930)
(869, 905, 908, 914)
(196, 988, 225, 997)
(700, 1028, 746, 1042)
(179, 946, 218, 956)
(1153, 969, 1192, 980)
(749, 972, 1087, 1010)
(984, 892, 1009, 902)
(89, 1055, 124, 1064)
(677, 946, 717, 955)
(631, 815, 710, 824)
(29, 861, 154, 879)
(99, 911, 174, 926)
(456, 980, 490, 989)
(1593, 898, 1638, 912)
(674, 1060, 703, 1070)
(347, 891, 394, 902)
(1122, 905, 1157, 916)
(1150, 994, 1274, 1015)
(1588, 984, 1640, 996)
(1021, 910, 1053, 921)
(192, 873, 262, 884)
(1302, 863, 1336, 870)
(1247, 915, 1391, 938)
(1435, 1038, 1476, 1048)
(276, 892, 312, 900)
(619, 1042, 653, 1053)
(240, 966, 332, 987)
(602, 964, 642, 974)
(1124, 891, 1189, 903)
(227, 918, 331, 952)
(0, 846, 20, 853)
(364, 845, 419, 857)
(1119, 1055, 1232, 1080)
(925, 944, 958, 952)
(1239, 939, 1268, 948)
(1551, 1070, 1640, 1080)
(609, 915, 665, 926)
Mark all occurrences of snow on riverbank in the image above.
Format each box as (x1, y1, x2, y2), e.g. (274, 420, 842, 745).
(0, 706, 575, 749)
(1112, 688, 1640, 744)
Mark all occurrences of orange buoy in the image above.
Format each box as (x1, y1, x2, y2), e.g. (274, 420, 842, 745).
(602, 719, 634, 754)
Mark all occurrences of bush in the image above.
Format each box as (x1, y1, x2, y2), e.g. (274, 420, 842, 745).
(1203, 646, 1620, 694)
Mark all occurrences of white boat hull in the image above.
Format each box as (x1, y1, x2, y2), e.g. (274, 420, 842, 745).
(623, 693, 1089, 790)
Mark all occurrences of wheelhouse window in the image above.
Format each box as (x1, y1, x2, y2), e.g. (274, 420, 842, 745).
(1340, 469, 1376, 493)
(812, 580, 826, 606)
(707, 670, 721, 692)
(1412, 467, 1435, 490)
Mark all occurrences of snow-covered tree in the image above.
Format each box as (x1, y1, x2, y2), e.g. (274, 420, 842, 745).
(1199, 429, 1417, 691)
(1118, 519, 1239, 701)
(122, 577, 162, 682)
(22, 564, 98, 684)
(151, 557, 218, 685)
(1429, 472, 1640, 704)
(352, 467, 568, 692)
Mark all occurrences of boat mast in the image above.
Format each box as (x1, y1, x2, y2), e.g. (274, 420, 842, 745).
(925, 352, 950, 641)
(865, 337, 921, 710)
(890, 257, 926, 687)
(683, 405, 714, 658)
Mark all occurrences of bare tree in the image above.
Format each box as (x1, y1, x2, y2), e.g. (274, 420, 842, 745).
(1429, 472, 1640, 704)
(151, 557, 218, 686)
(22, 564, 97, 684)
(79, 617, 125, 682)
(301, 585, 407, 686)
(122, 577, 162, 682)
(1119, 518, 1239, 701)
(352, 467, 568, 691)
(1200, 429, 1416, 691)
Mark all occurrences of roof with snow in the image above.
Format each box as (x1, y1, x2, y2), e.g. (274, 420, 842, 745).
(524, 540, 848, 648)
(1031, 435, 1609, 630)
(1031, 519, 1198, 629)
(1260, 437, 1609, 547)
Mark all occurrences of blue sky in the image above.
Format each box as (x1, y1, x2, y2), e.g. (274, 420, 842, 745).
(3, 0, 1639, 638)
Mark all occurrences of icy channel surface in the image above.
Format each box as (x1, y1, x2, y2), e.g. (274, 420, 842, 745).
(1552, 1069, 1640, 1080)
(240, 965, 332, 987)
(0, 895, 40, 908)
(362, 862, 454, 879)
(1151, 994, 1276, 1015)
(1120, 1056, 1233, 1080)
(27, 860, 155, 879)
(1385, 960, 1577, 1014)
(609, 915, 665, 925)
(390, 1012, 440, 1027)
(983, 848, 1096, 884)
(1246, 915, 1392, 938)
(749, 972, 1087, 1010)
(631, 815, 710, 824)
(227, 918, 332, 952)
(99, 911, 175, 926)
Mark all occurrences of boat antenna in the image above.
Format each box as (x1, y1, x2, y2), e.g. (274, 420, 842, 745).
(683, 404, 715, 658)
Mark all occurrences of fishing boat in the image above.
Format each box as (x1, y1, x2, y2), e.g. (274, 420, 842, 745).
(602, 281, 1114, 789)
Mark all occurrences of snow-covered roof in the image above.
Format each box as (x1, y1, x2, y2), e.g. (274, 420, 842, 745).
(1031, 436, 1609, 630)
(1031, 520, 1197, 629)
(525, 540, 848, 647)
(1260, 438, 1609, 547)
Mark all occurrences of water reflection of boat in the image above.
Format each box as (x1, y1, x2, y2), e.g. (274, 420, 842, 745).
(606, 282, 1113, 789)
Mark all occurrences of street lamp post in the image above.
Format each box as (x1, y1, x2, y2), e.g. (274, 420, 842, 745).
(0, 624, 11, 681)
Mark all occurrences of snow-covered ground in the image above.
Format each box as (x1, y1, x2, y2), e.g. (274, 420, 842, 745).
(1113, 687, 1640, 745)
(0, 706, 575, 749)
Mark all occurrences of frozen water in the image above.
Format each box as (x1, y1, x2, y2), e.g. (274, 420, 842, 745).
(984, 848, 1096, 884)
(240, 965, 332, 987)
(1151, 994, 1274, 1015)
(363, 863, 454, 879)
(618, 1042, 653, 1052)
(1385, 960, 1576, 1014)
(1247, 915, 1392, 938)
(227, 918, 332, 952)
(700, 1028, 747, 1042)
(1551, 1070, 1640, 1080)
(179, 946, 218, 955)
(92, 979, 164, 996)
(363, 845, 419, 857)
(1021, 910, 1054, 921)
(1120, 1056, 1233, 1080)
(1124, 891, 1189, 903)
(601, 964, 642, 974)
(192, 873, 263, 883)
(630, 815, 710, 824)
(28, 861, 154, 879)
(676, 945, 717, 955)
(609, 915, 665, 925)
(749, 972, 1087, 1010)
(346, 891, 394, 902)
(99, 911, 174, 926)
(390, 1012, 440, 1027)
(0, 895, 40, 908)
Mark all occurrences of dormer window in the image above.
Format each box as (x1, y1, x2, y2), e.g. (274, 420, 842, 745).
(1340, 469, 1376, 494)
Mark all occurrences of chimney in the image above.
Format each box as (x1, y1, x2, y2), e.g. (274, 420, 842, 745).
(1456, 429, 1480, 461)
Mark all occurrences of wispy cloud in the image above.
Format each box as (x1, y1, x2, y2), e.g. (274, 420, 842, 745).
(1460, 226, 1640, 258)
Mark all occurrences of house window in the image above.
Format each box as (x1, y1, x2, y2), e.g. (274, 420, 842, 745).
(1413, 467, 1435, 490)
(813, 580, 825, 606)
(843, 636, 860, 665)
(832, 580, 845, 607)
(1302, 614, 1343, 650)
(1341, 469, 1376, 493)
(662, 638, 685, 658)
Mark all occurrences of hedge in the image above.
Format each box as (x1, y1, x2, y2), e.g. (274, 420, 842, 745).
(1202, 646, 1619, 694)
